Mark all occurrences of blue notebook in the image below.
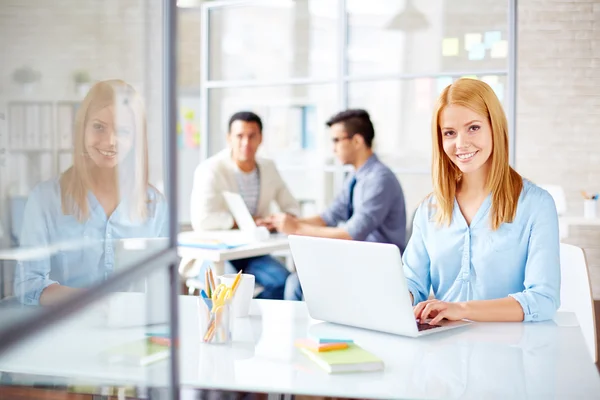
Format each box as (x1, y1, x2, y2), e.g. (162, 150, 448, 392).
(178, 239, 246, 250)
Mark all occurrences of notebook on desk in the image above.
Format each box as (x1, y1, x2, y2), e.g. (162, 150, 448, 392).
(298, 343, 383, 373)
(177, 238, 245, 250)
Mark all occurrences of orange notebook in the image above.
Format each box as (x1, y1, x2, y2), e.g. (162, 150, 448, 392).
(294, 338, 349, 352)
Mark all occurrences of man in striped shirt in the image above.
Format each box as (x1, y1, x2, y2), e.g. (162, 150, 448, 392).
(190, 112, 300, 299)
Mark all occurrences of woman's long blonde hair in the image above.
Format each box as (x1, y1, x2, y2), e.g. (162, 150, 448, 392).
(60, 79, 150, 222)
(431, 78, 522, 230)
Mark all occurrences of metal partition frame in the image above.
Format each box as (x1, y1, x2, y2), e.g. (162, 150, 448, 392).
(0, 0, 180, 397)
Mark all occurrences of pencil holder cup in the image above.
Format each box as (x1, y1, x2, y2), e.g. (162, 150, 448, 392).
(218, 273, 255, 318)
(198, 298, 232, 345)
(584, 199, 597, 219)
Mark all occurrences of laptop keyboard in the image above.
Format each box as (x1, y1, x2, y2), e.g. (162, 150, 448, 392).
(417, 323, 442, 331)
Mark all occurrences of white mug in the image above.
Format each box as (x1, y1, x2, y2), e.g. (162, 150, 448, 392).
(584, 199, 597, 219)
(218, 273, 255, 318)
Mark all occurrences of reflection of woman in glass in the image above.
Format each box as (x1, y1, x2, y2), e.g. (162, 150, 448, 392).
(15, 80, 167, 305)
(405, 78, 560, 323)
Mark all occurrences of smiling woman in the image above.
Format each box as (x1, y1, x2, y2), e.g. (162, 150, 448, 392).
(402, 78, 561, 325)
(64, 80, 150, 221)
(14, 80, 168, 306)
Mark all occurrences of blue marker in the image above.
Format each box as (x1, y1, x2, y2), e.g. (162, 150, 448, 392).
(309, 334, 354, 344)
(199, 290, 213, 309)
(145, 332, 170, 338)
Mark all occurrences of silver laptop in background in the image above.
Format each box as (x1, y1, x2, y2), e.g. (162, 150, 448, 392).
(223, 191, 258, 232)
(288, 235, 471, 337)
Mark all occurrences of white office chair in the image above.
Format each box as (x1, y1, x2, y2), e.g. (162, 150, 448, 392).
(538, 184, 567, 216)
(558, 243, 597, 363)
(538, 184, 568, 238)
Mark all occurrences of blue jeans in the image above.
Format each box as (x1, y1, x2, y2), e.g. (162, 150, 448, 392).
(284, 272, 303, 301)
(229, 255, 289, 300)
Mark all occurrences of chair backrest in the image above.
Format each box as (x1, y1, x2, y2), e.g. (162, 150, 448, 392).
(9, 196, 28, 246)
(558, 243, 597, 363)
(538, 184, 567, 215)
(405, 206, 419, 246)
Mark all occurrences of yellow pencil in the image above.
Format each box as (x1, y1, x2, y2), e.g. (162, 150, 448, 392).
(231, 270, 243, 295)
(208, 268, 216, 293)
(205, 269, 211, 298)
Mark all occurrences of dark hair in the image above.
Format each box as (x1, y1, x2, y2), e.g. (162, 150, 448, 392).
(228, 111, 263, 133)
(326, 109, 375, 148)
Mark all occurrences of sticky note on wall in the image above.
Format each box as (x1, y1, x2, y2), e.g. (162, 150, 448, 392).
(468, 43, 486, 60)
(484, 31, 502, 49)
(491, 40, 508, 58)
(436, 76, 453, 94)
(464, 33, 482, 52)
(492, 83, 505, 102)
(442, 38, 459, 56)
(415, 78, 433, 111)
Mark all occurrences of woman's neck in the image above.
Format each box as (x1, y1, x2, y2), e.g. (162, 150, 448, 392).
(458, 165, 490, 196)
(89, 167, 119, 194)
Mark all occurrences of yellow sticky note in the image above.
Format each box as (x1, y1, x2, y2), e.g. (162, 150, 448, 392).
(442, 38, 459, 57)
(491, 40, 508, 58)
(464, 33, 482, 52)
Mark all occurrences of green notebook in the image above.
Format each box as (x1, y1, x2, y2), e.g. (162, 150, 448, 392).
(103, 338, 170, 366)
(299, 343, 384, 373)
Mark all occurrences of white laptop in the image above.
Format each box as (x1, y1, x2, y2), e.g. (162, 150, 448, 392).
(288, 235, 471, 337)
(222, 191, 270, 240)
(223, 191, 258, 232)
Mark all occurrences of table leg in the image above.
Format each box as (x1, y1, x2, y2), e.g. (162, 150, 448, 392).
(0, 261, 5, 299)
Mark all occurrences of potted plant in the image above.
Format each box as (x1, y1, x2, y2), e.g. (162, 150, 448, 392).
(73, 70, 91, 97)
(12, 66, 41, 93)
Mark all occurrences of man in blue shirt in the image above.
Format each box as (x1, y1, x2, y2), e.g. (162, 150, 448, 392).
(271, 109, 406, 300)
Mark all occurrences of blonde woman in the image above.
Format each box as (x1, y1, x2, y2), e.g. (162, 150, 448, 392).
(404, 78, 560, 324)
(15, 80, 168, 305)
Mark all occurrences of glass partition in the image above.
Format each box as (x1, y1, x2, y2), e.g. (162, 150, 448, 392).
(201, 0, 515, 210)
(0, 265, 175, 397)
(0, 0, 173, 331)
(208, 0, 338, 81)
(346, 0, 509, 77)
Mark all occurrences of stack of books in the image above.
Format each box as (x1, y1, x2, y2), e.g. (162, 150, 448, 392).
(294, 336, 384, 374)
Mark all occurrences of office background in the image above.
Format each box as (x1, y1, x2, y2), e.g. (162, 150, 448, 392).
(0, 0, 599, 397)
(0, 0, 599, 296)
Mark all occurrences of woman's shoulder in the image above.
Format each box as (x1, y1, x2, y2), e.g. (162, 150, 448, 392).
(146, 185, 166, 203)
(413, 193, 438, 223)
(27, 178, 62, 205)
(518, 179, 558, 214)
(520, 179, 555, 205)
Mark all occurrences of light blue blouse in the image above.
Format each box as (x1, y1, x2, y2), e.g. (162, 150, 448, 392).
(402, 180, 561, 322)
(14, 178, 168, 305)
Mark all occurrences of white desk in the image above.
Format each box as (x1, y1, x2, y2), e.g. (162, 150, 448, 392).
(0, 296, 599, 399)
(178, 231, 290, 276)
(559, 216, 600, 239)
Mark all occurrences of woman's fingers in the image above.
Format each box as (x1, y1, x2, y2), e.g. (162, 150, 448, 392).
(413, 299, 436, 319)
(421, 301, 443, 321)
(429, 310, 447, 325)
